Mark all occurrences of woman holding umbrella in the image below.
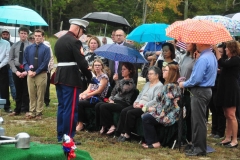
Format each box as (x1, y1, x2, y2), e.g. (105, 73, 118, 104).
(215, 40, 240, 148)
(141, 64, 181, 149)
(179, 43, 197, 143)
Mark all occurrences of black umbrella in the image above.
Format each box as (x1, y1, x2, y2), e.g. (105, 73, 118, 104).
(82, 12, 131, 36)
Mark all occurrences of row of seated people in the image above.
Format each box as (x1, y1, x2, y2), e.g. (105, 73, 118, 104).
(76, 59, 184, 148)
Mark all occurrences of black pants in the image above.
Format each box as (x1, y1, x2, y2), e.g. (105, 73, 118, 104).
(13, 72, 29, 113)
(191, 87, 212, 154)
(183, 91, 192, 142)
(210, 89, 226, 137)
(142, 113, 159, 145)
(78, 100, 96, 122)
(98, 102, 128, 127)
(44, 72, 51, 105)
(0, 65, 10, 110)
(116, 105, 143, 135)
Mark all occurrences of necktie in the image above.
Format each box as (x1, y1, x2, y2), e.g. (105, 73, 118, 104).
(19, 42, 24, 64)
(33, 45, 39, 71)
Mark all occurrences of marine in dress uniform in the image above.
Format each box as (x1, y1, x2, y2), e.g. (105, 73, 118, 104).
(54, 19, 92, 142)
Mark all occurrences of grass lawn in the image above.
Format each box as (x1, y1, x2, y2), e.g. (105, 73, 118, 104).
(1, 81, 240, 160)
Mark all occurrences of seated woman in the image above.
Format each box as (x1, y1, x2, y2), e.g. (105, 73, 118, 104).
(116, 66, 163, 142)
(76, 58, 109, 131)
(157, 42, 178, 84)
(142, 64, 181, 149)
(95, 62, 136, 134)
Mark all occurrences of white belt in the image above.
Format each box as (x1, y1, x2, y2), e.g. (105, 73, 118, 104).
(57, 62, 77, 66)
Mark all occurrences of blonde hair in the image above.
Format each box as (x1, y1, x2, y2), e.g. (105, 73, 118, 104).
(87, 36, 101, 48)
(92, 58, 111, 78)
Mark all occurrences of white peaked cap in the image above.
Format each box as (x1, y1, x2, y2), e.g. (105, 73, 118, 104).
(69, 19, 89, 28)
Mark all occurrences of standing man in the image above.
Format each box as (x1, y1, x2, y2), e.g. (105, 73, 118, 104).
(0, 38, 11, 113)
(1, 29, 16, 101)
(111, 30, 116, 43)
(54, 19, 92, 143)
(179, 43, 217, 156)
(102, 37, 107, 45)
(43, 39, 54, 107)
(23, 29, 50, 120)
(109, 29, 138, 87)
(8, 27, 31, 116)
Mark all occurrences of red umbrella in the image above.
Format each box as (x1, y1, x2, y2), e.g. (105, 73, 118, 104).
(166, 19, 233, 44)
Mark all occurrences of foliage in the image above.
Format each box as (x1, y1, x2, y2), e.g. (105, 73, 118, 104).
(1, 0, 240, 35)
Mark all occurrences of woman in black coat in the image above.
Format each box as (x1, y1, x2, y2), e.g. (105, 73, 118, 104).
(215, 40, 240, 148)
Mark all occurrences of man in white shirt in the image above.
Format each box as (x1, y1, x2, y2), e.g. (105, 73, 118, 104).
(0, 38, 11, 112)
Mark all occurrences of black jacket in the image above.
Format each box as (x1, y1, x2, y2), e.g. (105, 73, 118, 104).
(54, 31, 92, 88)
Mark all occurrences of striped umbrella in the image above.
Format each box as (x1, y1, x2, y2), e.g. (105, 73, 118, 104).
(166, 19, 233, 44)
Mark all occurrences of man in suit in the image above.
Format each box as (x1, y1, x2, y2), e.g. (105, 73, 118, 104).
(108, 29, 138, 88)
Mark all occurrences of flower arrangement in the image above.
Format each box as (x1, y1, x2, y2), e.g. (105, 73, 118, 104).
(62, 134, 77, 160)
(29, 65, 34, 71)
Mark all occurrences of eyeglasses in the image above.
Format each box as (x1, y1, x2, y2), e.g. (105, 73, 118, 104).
(115, 35, 123, 37)
(162, 70, 169, 72)
(94, 64, 102, 67)
(148, 72, 155, 75)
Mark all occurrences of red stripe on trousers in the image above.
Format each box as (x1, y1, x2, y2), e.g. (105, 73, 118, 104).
(69, 87, 77, 137)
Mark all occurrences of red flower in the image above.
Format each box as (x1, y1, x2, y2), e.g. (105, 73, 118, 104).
(19, 64, 24, 69)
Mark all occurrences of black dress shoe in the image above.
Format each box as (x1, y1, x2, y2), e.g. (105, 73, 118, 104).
(119, 136, 131, 142)
(185, 150, 206, 156)
(225, 143, 238, 148)
(117, 136, 124, 142)
(4, 109, 12, 113)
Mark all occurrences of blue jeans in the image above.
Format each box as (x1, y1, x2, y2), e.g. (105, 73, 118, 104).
(8, 68, 16, 100)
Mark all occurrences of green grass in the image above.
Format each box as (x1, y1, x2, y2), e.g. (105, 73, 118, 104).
(2, 84, 240, 160)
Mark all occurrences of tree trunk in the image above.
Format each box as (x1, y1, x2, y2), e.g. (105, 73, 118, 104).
(143, 0, 148, 23)
(44, 0, 50, 33)
(184, 0, 188, 19)
(50, 0, 53, 35)
(40, 0, 42, 29)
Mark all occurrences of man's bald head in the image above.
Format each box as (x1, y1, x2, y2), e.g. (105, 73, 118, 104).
(69, 24, 83, 39)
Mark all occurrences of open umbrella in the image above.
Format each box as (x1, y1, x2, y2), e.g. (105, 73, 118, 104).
(126, 23, 173, 43)
(94, 44, 147, 63)
(193, 15, 240, 36)
(0, 5, 48, 26)
(82, 12, 130, 36)
(0, 5, 48, 42)
(166, 19, 233, 44)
